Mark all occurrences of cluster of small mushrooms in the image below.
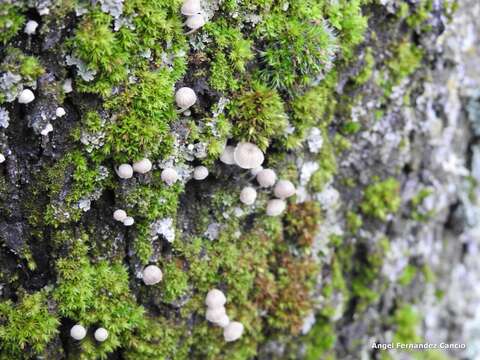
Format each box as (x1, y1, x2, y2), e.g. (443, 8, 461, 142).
(181, 0, 207, 34)
(205, 289, 244, 342)
(70, 324, 108, 342)
(220, 142, 296, 216)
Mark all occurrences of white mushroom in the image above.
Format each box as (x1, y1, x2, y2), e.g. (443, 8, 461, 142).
(18, 89, 35, 104)
(161, 167, 178, 185)
(185, 14, 206, 33)
(181, 0, 201, 15)
(266, 199, 286, 216)
(0, 154, 5, 163)
(256, 169, 277, 188)
(63, 79, 73, 93)
(70, 324, 87, 341)
(273, 180, 296, 199)
(94, 327, 108, 342)
(239, 187, 257, 205)
(56, 107, 66, 117)
(220, 145, 235, 165)
(132, 158, 152, 174)
(223, 321, 244, 342)
(142, 265, 163, 285)
(113, 209, 127, 222)
(123, 216, 135, 226)
(193, 166, 209, 180)
(206, 306, 227, 324)
(216, 313, 230, 328)
(40, 123, 53, 136)
(24, 20, 39, 35)
(205, 289, 226, 308)
(175, 87, 197, 109)
(250, 166, 263, 176)
(233, 142, 264, 169)
(116, 164, 133, 179)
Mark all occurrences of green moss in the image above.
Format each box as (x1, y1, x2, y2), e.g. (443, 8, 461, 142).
(0, 4, 24, 45)
(304, 318, 336, 360)
(392, 305, 421, 343)
(0, 290, 59, 359)
(361, 177, 401, 221)
(398, 264, 417, 286)
(346, 211, 363, 233)
(410, 188, 435, 221)
(229, 82, 287, 151)
(160, 260, 189, 303)
(354, 47, 375, 85)
(284, 201, 322, 247)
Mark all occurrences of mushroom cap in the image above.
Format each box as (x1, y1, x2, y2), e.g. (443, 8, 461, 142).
(223, 321, 244, 342)
(0, 154, 5, 163)
(273, 180, 296, 199)
(206, 306, 227, 323)
(116, 164, 133, 179)
(70, 324, 87, 340)
(133, 158, 152, 174)
(143, 265, 163, 285)
(24, 20, 38, 34)
(205, 288, 226, 308)
(185, 13, 206, 30)
(239, 187, 257, 205)
(113, 209, 127, 222)
(193, 166, 209, 180)
(181, 0, 201, 15)
(123, 216, 135, 226)
(220, 145, 235, 165)
(250, 166, 263, 176)
(256, 169, 277, 188)
(40, 123, 53, 136)
(161, 167, 178, 185)
(56, 107, 66, 117)
(175, 87, 197, 109)
(94, 327, 108, 342)
(266, 199, 286, 216)
(18, 89, 35, 104)
(233, 142, 264, 169)
(216, 313, 230, 328)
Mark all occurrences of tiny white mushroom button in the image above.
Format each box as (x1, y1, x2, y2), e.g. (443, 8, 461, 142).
(181, 0, 201, 15)
(18, 89, 35, 104)
(205, 289, 226, 308)
(94, 327, 108, 342)
(56, 107, 66, 117)
(223, 321, 244, 342)
(161, 168, 178, 185)
(142, 265, 163, 285)
(132, 158, 152, 174)
(220, 145, 235, 165)
(239, 187, 257, 205)
(206, 306, 227, 324)
(41, 123, 53, 136)
(256, 169, 277, 187)
(70, 324, 87, 341)
(266, 199, 286, 217)
(273, 180, 296, 199)
(233, 142, 264, 169)
(193, 166, 209, 180)
(116, 164, 133, 179)
(123, 216, 135, 226)
(185, 14, 206, 32)
(24, 20, 39, 35)
(175, 87, 197, 109)
(113, 209, 127, 222)
(0, 154, 5, 164)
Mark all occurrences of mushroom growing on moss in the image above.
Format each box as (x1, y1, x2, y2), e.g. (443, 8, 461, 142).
(206, 306, 227, 324)
(274, 180, 296, 199)
(240, 186, 257, 205)
(70, 324, 87, 340)
(175, 87, 197, 110)
(185, 14, 206, 34)
(24, 20, 39, 35)
(223, 321, 244, 342)
(161, 167, 178, 185)
(18, 89, 35, 104)
(123, 216, 135, 226)
(116, 164, 133, 179)
(133, 158, 152, 174)
(142, 265, 163, 285)
(234, 142, 264, 169)
(256, 168, 277, 187)
(220, 145, 235, 165)
(94, 327, 108, 342)
(205, 289, 226, 308)
(0, 154, 5, 163)
(266, 199, 286, 216)
(113, 209, 127, 222)
(55, 107, 66, 117)
(193, 165, 209, 180)
(181, 0, 201, 15)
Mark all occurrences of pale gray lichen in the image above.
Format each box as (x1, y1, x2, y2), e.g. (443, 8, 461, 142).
(66, 55, 97, 82)
(0, 107, 10, 128)
(0, 72, 22, 102)
(97, 0, 124, 18)
(151, 217, 175, 243)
